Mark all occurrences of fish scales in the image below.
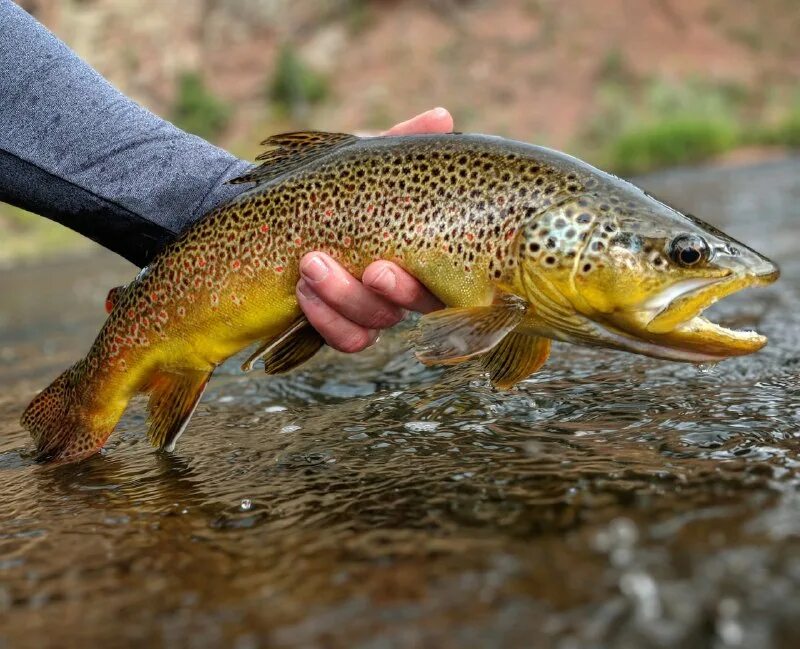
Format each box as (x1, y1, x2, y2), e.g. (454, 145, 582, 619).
(20, 133, 779, 462)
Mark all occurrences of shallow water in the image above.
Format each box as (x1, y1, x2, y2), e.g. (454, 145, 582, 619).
(1, 158, 800, 648)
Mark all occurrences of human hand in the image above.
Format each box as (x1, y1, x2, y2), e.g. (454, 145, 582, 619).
(296, 107, 451, 352)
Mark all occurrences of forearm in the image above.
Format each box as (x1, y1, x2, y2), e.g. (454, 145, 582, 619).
(0, 0, 250, 267)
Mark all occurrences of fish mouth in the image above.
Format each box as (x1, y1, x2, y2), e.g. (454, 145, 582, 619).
(602, 266, 780, 362)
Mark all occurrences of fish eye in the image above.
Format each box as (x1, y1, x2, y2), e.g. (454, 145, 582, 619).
(668, 234, 710, 267)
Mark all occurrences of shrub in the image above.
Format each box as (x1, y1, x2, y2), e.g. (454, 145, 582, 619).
(610, 119, 738, 175)
(268, 45, 329, 118)
(776, 108, 800, 147)
(171, 72, 231, 141)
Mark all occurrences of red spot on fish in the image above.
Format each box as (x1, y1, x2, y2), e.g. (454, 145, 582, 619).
(275, 265, 284, 273)
(367, 204, 374, 213)
(197, 258, 206, 268)
(325, 209, 333, 218)
(260, 224, 269, 233)
(405, 196, 411, 204)
(127, 308, 135, 319)
(295, 238, 303, 246)
(505, 229, 516, 241)
(253, 259, 262, 268)
(231, 259, 241, 270)
(150, 292, 158, 302)
(466, 233, 475, 242)
(194, 277, 203, 288)
(343, 236, 352, 246)
(165, 258, 173, 267)
(105, 297, 114, 314)
(383, 231, 390, 240)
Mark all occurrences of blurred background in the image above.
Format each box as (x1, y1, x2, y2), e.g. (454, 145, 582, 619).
(2, 0, 799, 262)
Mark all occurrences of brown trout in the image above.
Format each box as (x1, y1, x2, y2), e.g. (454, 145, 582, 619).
(21, 132, 779, 461)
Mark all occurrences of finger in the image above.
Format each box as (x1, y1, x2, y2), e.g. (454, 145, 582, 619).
(382, 107, 454, 136)
(362, 261, 444, 314)
(297, 280, 378, 353)
(298, 252, 406, 329)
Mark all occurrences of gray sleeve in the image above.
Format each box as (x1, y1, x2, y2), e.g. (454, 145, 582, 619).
(0, 0, 252, 267)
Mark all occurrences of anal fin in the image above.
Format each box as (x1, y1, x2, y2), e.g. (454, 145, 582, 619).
(146, 369, 212, 451)
(480, 332, 551, 390)
(414, 297, 528, 365)
(241, 318, 324, 374)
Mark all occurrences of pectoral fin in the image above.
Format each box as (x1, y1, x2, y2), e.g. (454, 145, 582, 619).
(414, 297, 528, 365)
(241, 317, 324, 374)
(146, 369, 212, 451)
(480, 332, 551, 389)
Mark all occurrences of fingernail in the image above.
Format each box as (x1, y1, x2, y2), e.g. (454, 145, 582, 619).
(369, 266, 396, 293)
(432, 106, 448, 118)
(297, 280, 319, 302)
(301, 254, 328, 282)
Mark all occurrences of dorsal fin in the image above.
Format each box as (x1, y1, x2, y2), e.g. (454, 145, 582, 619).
(228, 131, 359, 185)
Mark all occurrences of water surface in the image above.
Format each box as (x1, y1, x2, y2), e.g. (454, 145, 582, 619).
(1, 159, 799, 648)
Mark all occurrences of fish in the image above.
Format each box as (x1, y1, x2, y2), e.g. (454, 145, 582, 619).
(20, 131, 779, 462)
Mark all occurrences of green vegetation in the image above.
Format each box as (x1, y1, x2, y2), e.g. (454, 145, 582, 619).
(759, 106, 800, 148)
(171, 71, 231, 141)
(609, 118, 738, 175)
(778, 108, 800, 147)
(581, 65, 798, 175)
(268, 45, 330, 119)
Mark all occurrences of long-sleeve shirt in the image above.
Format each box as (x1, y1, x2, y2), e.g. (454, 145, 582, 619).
(0, 0, 251, 267)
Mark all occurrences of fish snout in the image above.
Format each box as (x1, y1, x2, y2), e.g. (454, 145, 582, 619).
(713, 242, 780, 287)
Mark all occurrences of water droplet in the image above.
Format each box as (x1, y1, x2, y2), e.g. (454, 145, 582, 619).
(694, 362, 719, 374)
(239, 499, 252, 511)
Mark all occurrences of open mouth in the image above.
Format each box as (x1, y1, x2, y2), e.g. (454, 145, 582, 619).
(599, 267, 780, 363)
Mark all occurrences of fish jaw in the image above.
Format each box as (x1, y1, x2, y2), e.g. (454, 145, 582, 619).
(600, 263, 780, 362)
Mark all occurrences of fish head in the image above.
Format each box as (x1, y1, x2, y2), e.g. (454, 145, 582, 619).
(515, 180, 779, 362)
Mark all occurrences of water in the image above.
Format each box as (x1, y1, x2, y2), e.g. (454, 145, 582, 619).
(1, 158, 800, 648)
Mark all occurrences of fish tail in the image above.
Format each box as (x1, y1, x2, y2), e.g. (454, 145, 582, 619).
(21, 360, 122, 462)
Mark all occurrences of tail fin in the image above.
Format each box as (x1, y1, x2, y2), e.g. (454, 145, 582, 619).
(20, 363, 117, 462)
